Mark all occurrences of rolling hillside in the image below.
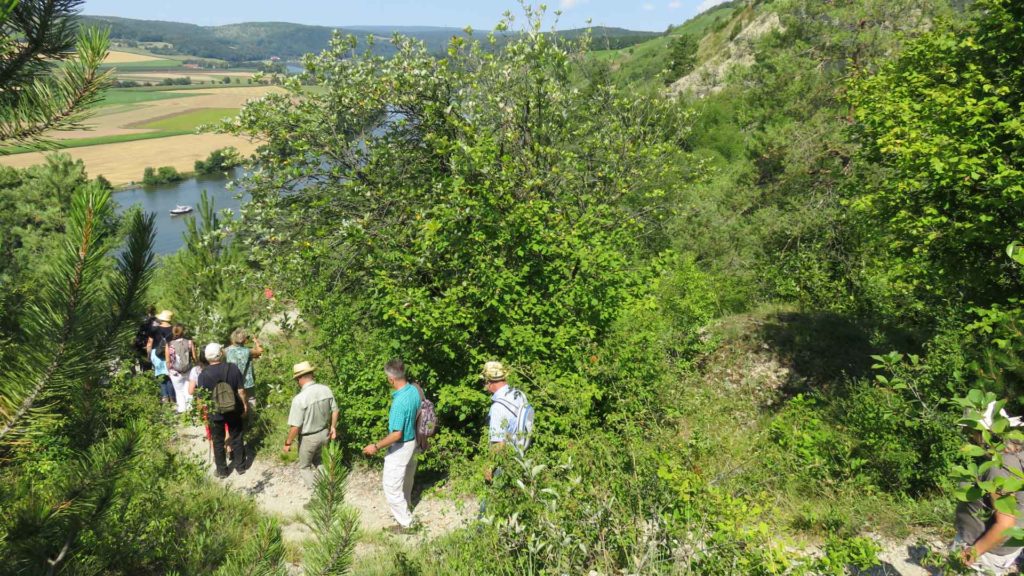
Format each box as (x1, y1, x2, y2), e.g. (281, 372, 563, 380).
(592, 0, 742, 86)
(80, 16, 659, 62)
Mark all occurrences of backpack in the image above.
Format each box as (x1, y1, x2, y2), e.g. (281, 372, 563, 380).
(153, 331, 169, 360)
(414, 383, 438, 452)
(132, 318, 152, 353)
(493, 388, 534, 453)
(169, 338, 193, 373)
(211, 380, 238, 415)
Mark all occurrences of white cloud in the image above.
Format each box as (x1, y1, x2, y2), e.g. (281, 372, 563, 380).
(696, 0, 730, 12)
(560, 0, 582, 9)
(668, 0, 682, 8)
(642, 2, 655, 11)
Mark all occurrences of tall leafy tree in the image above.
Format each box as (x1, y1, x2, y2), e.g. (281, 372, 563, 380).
(848, 0, 1024, 309)
(229, 12, 702, 459)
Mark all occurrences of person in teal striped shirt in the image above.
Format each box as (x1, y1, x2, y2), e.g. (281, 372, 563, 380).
(362, 358, 422, 532)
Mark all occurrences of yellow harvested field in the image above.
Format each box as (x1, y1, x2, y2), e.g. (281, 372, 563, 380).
(103, 50, 164, 64)
(58, 86, 280, 139)
(0, 134, 262, 186)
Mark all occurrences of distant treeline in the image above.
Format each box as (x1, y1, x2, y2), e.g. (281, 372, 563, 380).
(81, 16, 658, 62)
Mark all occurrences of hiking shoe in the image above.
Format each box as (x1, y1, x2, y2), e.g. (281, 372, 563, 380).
(234, 451, 255, 475)
(214, 468, 231, 479)
(384, 524, 418, 536)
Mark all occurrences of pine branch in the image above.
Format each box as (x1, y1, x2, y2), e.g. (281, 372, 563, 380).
(0, 185, 113, 450)
(0, 0, 83, 88)
(0, 25, 114, 149)
(302, 443, 360, 576)
(3, 423, 144, 574)
(212, 518, 288, 576)
(100, 209, 156, 349)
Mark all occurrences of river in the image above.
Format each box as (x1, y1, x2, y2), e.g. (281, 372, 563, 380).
(114, 167, 248, 255)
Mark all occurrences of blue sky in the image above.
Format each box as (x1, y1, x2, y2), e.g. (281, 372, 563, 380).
(81, 1, 729, 32)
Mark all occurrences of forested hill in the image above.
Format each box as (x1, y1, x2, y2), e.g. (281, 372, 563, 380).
(79, 15, 659, 61)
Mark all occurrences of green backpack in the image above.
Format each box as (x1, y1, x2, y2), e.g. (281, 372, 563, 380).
(211, 380, 237, 415)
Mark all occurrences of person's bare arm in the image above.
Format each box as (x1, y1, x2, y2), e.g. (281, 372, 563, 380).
(363, 431, 403, 456)
(146, 336, 153, 355)
(237, 388, 249, 416)
(187, 376, 196, 396)
(250, 338, 264, 358)
(330, 410, 339, 440)
(283, 425, 300, 452)
(965, 510, 1018, 563)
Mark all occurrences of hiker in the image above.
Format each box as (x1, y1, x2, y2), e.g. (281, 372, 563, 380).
(225, 328, 263, 412)
(953, 401, 1024, 574)
(167, 324, 196, 414)
(132, 305, 157, 373)
(362, 358, 421, 532)
(196, 342, 251, 478)
(282, 361, 339, 488)
(186, 347, 208, 399)
(482, 360, 533, 482)
(147, 310, 175, 404)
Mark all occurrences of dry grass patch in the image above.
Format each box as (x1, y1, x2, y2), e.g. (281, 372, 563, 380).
(103, 50, 164, 64)
(0, 134, 261, 186)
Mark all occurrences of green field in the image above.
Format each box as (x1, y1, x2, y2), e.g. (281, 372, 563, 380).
(101, 59, 184, 71)
(98, 88, 198, 107)
(136, 107, 239, 131)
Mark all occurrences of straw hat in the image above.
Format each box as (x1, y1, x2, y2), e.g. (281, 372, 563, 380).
(481, 361, 508, 382)
(292, 361, 316, 379)
(156, 310, 174, 322)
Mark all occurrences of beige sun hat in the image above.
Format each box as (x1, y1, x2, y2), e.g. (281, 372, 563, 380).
(292, 361, 316, 379)
(481, 361, 508, 382)
(156, 310, 174, 322)
(204, 342, 223, 361)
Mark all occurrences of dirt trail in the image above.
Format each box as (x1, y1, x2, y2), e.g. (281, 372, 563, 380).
(177, 425, 474, 568)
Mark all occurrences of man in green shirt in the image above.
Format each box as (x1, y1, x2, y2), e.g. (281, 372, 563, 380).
(283, 361, 339, 488)
(362, 358, 421, 532)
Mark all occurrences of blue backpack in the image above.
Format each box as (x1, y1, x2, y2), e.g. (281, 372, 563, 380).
(493, 388, 534, 453)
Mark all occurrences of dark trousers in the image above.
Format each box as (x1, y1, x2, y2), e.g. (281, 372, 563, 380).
(209, 413, 245, 473)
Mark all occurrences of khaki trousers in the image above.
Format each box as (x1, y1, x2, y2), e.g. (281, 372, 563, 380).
(298, 428, 329, 488)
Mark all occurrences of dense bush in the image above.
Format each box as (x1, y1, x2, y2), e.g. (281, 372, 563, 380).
(159, 76, 192, 86)
(194, 146, 242, 175)
(142, 165, 184, 185)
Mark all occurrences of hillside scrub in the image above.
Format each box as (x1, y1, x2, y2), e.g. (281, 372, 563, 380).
(229, 13, 711, 465)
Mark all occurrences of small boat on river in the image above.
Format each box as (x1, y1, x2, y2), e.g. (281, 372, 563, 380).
(169, 205, 193, 215)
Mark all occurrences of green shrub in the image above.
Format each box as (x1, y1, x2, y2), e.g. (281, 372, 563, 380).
(767, 394, 855, 483)
(141, 165, 183, 186)
(194, 146, 242, 175)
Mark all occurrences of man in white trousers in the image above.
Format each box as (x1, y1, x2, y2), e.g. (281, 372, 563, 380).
(362, 358, 422, 533)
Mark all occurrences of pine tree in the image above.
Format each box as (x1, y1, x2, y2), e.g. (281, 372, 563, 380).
(0, 0, 113, 150)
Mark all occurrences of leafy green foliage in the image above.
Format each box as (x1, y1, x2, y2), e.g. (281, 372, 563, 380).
(848, 0, 1024, 309)
(141, 165, 184, 185)
(194, 146, 242, 175)
(229, 11, 708, 464)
